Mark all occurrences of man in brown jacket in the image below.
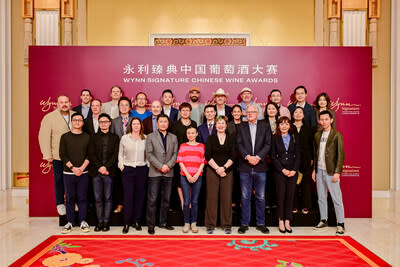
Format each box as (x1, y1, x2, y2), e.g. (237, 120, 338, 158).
(38, 95, 75, 215)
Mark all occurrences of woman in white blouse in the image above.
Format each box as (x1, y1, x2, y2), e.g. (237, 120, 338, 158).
(118, 117, 147, 234)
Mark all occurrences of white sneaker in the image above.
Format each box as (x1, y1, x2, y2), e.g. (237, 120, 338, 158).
(336, 225, 345, 235)
(313, 221, 328, 232)
(191, 222, 198, 233)
(62, 222, 73, 234)
(182, 223, 190, 233)
(80, 221, 90, 233)
(57, 204, 66, 216)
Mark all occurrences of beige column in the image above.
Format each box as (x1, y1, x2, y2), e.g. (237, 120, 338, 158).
(23, 18, 32, 64)
(329, 18, 340, 46)
(63, 18, 73, 45)
(369, 18, 378, 65)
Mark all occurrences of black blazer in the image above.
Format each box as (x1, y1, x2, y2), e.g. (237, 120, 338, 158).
(88, 131, 120, 177)
(217, 104, 233, 122)
(143, 115, 155, 135)
(270, 134, 301, 172)
(84, 116, 97, 135)
(73, 104, 92, 119)
(162, 107, 178, 123)
(288, 102, 317, 131)
(236, 120, 271, 172)
(293, 124, 314, 172)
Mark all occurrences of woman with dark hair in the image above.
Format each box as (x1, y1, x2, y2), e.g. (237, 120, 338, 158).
(227, 104, 242, 210)
(118, 117, 147, 234)
(271, 116, 301, 233)
(264, 102, 280, 135)
(314, 92, 337, 131)
(176, 126, 206, 233)
(264, 102, 280, 211)
(205, 116, 236, 234)
(292, 107, 314, 215)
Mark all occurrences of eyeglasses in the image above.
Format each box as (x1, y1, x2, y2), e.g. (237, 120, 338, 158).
(72, 119, 83, 122)
(99, 121, 111, 124)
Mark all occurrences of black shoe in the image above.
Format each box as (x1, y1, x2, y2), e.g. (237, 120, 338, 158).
(133, 223, 142, 231)
(94, 222, 103, 232)
(102, 222, 110, 232)
(159, 224, 174, 230)
(256, 225, 270, 234)
(279, 227, 286, 234)
(148, 226, 155, 235)
(122, 225, 129, 234)
(285, 227, 293, 233)
(238, 225, 249, 234)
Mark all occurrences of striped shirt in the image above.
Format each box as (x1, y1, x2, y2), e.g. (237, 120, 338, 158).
(176, 143, 206, 176)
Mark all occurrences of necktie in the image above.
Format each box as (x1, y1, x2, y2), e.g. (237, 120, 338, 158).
(208, 123, 213, 135)
(123, 117, 128, 134)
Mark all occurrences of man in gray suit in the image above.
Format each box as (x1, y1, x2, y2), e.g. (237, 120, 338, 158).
(102, 85, 123, 119)
(146, 114, 178, 234)
(111, 96, 133, 139)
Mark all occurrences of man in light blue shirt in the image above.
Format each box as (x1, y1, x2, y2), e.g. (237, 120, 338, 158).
(239, 87, 264, 121)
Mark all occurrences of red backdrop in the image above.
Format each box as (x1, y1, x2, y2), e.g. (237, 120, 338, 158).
(29, 46, 372, 217)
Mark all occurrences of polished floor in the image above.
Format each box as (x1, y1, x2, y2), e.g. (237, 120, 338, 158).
(1, 190, 399, 266)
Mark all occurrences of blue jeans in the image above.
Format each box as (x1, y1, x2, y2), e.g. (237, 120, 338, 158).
(93, 175, 113, 223)
(180, 175, 202, 223)
(52, 160, 65, 205)
(63, 173, 89, 224)
(240, 170, 266, 226)
(316, 168, 345, 224)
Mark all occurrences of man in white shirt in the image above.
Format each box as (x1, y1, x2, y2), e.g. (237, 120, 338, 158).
(102, 85, 123, 119)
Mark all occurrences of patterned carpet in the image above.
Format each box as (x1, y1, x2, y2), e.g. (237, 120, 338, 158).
(10, 235, 390, 267)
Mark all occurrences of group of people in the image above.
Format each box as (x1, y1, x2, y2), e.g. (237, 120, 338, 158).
(38, 84, 345, 235)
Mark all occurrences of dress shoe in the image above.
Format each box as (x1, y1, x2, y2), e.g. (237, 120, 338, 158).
(94, 222, 103, 232)
(238, 225, 249, 234)
(102, 222, 110, 232)
(133, 223, 142, 231)
(279, 227, 286, 234)
(122, 225, 129, 234)
(148, 226, 155, 235)
(256, 225, 270, 234)
(285, 226, 293, 233)
(159, 224, 174, 230)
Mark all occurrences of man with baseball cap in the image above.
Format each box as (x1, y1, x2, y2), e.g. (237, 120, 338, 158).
(239, 87, 264, 121)
(213, 88, 233, 122)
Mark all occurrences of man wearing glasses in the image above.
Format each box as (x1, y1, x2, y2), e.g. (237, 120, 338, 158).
(59, 113, 91, 234)
(88, 113, 119, 232)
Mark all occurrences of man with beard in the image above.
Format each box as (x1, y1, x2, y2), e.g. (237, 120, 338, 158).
(131, 92, 152, 121)
(239, 87, 264, 121)
(39, 95, 75, 215)
(213, 88, 233, 122)
(188, 86, 204, 126)
(73, 89, 93, 119)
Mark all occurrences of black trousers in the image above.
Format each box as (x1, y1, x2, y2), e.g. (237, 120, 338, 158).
(146, 176, 172, 227)
(274, 171, 297, 221)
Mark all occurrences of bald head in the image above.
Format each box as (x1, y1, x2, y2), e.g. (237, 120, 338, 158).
(151, 100, 162, 116)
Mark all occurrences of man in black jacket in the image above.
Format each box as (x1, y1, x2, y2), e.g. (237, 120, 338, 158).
(288, 86, 317, 131)
(236, 104, 271, 234)
(73, 89, 92, 119)
(88, 113, 119, 232)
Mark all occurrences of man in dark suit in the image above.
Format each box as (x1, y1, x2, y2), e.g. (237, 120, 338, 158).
(288, 86, 317, 131)
(236, 104, 271, 234)
(161, 89, 178, 123)
(198, 105, 217, 144)
(143, 100, 162, 135)
(84, 99, 102, 135)
(213, 88, 233, 122)
(111, 96, 133, 139)
(145, 114, 178, 235)
(73, 89, 92, 119)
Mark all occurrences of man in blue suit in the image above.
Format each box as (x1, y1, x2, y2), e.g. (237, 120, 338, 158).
(288, 85, 317, 131)
(161, 89, 178, 123)
(198, 105, 217, 144)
